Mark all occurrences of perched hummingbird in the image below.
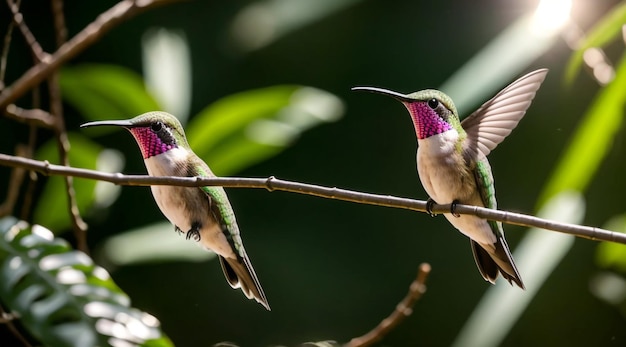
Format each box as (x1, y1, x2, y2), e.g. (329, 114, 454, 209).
(353, 69, 548, 288)
(81, 112, 269, 310)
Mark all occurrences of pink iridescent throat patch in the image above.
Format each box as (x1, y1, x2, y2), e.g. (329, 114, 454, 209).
(129, 127, 177, 159)
(404, 102, 452, 139)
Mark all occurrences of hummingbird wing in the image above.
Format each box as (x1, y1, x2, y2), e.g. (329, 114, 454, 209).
(470, 158, 525, 288)
(461, 70, 547, 288)
(198, 174, 270, 310)
(461, 69, 548, 157)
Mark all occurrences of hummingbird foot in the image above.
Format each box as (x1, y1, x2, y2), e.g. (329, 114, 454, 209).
(185, 222, 202, 242)
(450, 200, 461, 218)
(426, 198, 437, 217)
(174, 226, 183, 235)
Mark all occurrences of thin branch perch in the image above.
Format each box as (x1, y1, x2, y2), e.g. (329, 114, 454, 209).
(0, 153, 622, 244)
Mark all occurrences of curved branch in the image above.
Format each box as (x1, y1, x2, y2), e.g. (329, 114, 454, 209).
(348, 263, 431, 347)
(0, 0, 183, 108)
(0, 153, 623, 244)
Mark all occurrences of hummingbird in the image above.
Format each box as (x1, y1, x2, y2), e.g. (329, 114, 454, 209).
(81, 111, 270, 310)
(353, 69, 548, 288)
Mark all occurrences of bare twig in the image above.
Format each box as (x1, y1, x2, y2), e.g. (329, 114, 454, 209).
(46, 0, 89, 253)
(0, 145, 29, 217)
(0, 311, 14, 324)
(18, 61, 43, 223)
(7, 0, 48, 63)
(0, 153, 623, 244)
(19, 127, 37, 221)
(0, 0, 183, 109)
(0, 0, 20, 88)
(0, 306, 31, 347)
(4, 105, 55, 128)
(348, 263, 431, 347)
(51, 0, 68, 47)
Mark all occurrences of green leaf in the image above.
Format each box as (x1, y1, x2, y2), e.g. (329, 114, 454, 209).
(186, 85, 343, 175)
(60, 64, 161, 124)
(96, 222, 215, 269)
(0, 217, 174, 347)
(33, 134, 102, 232)
(597, 215, 626, 272)
(564, 2, 626, 84)
(142, 28, 192, 123)
(229, 0, 362, 52)
(539, 52, 626, 205)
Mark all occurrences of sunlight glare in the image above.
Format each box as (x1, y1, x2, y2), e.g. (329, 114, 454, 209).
(532, 0, 572, 35)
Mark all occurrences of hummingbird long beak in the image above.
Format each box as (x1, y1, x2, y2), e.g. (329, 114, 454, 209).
(351, 86, 414, 103)
(80, 120, 134, 128)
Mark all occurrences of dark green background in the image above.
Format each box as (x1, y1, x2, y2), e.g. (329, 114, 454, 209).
(1, 0, 625, 346)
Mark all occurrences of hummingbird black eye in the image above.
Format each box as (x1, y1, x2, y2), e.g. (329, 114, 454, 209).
(427, 98, 439, 110)
(151, 122, 163, 132)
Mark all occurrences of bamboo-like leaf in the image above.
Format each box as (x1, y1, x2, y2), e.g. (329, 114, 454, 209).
(0, 217, 173, 347)
(539, 52, 626, 205)
(564, 2, 626, 84)
(596, 215, 626, 272)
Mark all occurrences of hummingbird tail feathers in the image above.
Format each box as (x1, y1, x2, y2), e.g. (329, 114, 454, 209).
(219, 255, 270, 310)
(471, 239, 525, 289)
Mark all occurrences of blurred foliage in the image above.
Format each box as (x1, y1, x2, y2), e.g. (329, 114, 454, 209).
(553, 0, 626, 309)
(564, 1, 626, 84)
(33, 134, 102, 232)
(2, 0, 626, 346)
(539, 52, 626, 205)
(0, 217, 173, 347)
(43, 62, 343, 233)
(187, 85, 344, 175)
(98, 221, 215, 268)
(60, 65, 162, 123)
(542, 0, 626, 204)
(141, 29, 192, 121)
(597, 215, 626, 271)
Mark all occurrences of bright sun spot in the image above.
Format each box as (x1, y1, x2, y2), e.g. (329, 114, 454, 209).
(532, 0, 572, 35)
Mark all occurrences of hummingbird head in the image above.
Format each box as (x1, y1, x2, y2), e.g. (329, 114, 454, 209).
(81, 111, 189, 159)
(352, 87, 460, 140)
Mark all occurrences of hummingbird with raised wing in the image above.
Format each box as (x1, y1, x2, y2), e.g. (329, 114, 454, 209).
(82, 112, 270, 310)
(353, 69, 548, 288)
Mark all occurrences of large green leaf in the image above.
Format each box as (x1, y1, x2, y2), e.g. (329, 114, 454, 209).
(0, 217, 173, 347)
(97, 222, 214, 268)
(564, 2, 626, 84)
(186, 85, 343, 175)
(60, 64, 161, 125)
